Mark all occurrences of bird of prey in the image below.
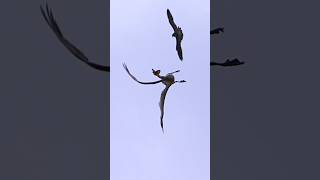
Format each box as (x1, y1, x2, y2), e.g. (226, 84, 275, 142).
(123, 63, 186, 133)
(210, 27, 224, 35)
(210, 58, 245, 67)
(40, 3, 110, 72)
(167, 9, 184, 61)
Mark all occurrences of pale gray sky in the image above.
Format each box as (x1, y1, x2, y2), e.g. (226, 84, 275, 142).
(110, 0, 210, 180)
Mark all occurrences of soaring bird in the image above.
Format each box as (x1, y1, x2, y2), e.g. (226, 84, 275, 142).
(167, 9, 184, 61)
(123, 63, 186, 133)
(210, 27, 224, 35)
(210, 58, 245, 67)
(40, 3, 110, 72)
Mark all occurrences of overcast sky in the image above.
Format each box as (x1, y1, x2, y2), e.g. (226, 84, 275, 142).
(110, 0, 210, 179)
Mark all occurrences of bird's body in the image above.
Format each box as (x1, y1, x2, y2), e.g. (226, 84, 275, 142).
(161, 74, 175, 86)
(167, 9, 184, 61)
(123, 63, 186, 133)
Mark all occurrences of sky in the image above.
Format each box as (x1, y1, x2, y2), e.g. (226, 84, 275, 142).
(110, 0, 210, 180)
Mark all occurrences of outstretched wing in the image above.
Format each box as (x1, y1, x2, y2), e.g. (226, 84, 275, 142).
(210, 27, 224, 35)
(159, 85, 172, 133)
(210, 58, 245, 66)
(176, 38, 183, 60)
(123, 63, 162, 85)
(167, 9, 178, 31)
(40, 3, 110, 72)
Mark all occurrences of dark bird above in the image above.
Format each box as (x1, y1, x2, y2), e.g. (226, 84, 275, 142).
(210, 58, 245, 67)
(210, 27, 224, 35)
(123, 63, 186, 133)
(167, 9, 184, 61)
(40, 3, 110, 72)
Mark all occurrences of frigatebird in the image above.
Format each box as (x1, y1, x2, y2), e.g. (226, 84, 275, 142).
(167, 9, 184, 61)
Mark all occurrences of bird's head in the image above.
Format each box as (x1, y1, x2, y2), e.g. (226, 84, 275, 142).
(152, 69, 161, 76)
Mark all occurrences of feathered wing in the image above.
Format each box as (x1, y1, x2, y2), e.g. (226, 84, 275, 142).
(40, 3, 110, 72)
(176, 38, 183, 60)
(167, 9, 178, 31)
(159, 85, 172, 133)
(123, 63, 162, 85)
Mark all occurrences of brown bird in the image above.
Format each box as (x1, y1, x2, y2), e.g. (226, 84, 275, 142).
(167, 9, 184, 61)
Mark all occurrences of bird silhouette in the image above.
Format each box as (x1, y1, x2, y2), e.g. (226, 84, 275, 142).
(40, 3, 109, 72)
(123, 63, 186, 133)
(167, 9, 184, 61)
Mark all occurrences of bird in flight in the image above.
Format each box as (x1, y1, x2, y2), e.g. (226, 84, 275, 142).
(210, 27, 224, 35)
(123, 63, 186, 133)
(40, 3, 110, 72)
(167, 9, 184, 61)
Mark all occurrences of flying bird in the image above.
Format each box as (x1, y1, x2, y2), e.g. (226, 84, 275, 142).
(40, 3, 110, 72)
(210, 27, 224, 35)
(210, 58, 245, 67)
(123, 63, 186, 133)
(167, 9, 184, 61)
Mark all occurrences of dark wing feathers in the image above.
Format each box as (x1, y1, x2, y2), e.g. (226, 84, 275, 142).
(123, 63, 163, 85)
(176, 39, 183, 60)
(167, 9, 177, 31)
(40, 3, 110, 72)
(159, 85, 171, 133)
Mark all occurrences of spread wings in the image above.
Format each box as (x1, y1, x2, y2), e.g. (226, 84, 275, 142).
(123, 63, 163, 85)
(210, 58, 245, 66)
(176, 39, 183, 60)
(167, 9, 178, 31)
(40, 3, 110, 72)
(159, 85, 172, 133)
(210, 28, 224, 35)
